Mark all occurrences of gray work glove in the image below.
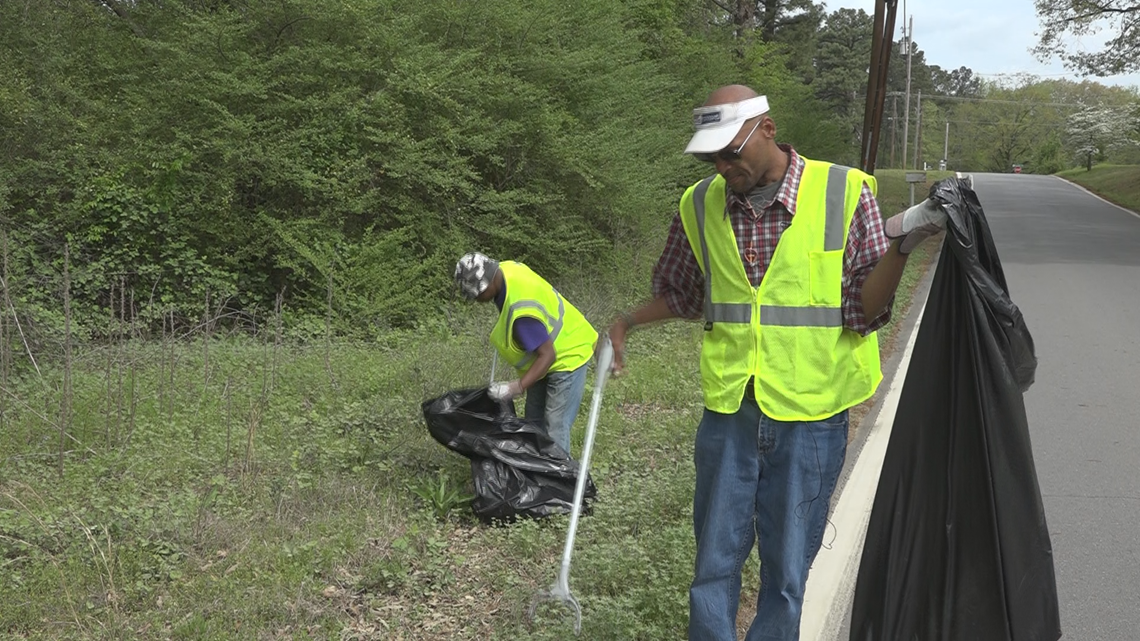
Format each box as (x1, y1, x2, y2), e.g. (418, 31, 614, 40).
(488, 381, 523, 401)
(885, 198, 948, 254)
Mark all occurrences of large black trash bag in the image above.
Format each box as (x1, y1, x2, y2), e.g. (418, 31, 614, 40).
(421, 387, 596, 522)
(849, 178, 1061, 641)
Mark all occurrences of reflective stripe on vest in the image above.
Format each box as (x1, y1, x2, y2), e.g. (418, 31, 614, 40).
(489, 261, 598, 376)
(503, 295, 565, 369)
(690, 163, 852, 329)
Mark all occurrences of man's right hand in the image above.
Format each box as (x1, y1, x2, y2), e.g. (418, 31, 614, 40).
(602, 299, 675, 376)
(488, 380, 523, 401)
(606, 317, 629, 376)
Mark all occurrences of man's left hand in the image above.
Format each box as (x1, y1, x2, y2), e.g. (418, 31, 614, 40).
(885, 198, 948, 254)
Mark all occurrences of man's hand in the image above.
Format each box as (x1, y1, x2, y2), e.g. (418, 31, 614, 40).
(605, 313, 635, 376)
(600, 299, 677, 376)
(607, 323, 626, 376)
(885, 198, 948, 254)
(488, 380, 523, 401)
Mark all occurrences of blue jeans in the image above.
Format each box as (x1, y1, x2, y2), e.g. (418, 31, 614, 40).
(689, 397, 848, 641)
(524, 363, 589, 455)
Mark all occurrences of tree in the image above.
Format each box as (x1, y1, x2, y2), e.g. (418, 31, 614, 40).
(742, 40, 849, 163)
(914, 97, 948, 169)
(1034, 0, 1140, 76)
(762, 0, 825, 82)
(1, 0, 716, 329)
(1045, 79, 1140, 165)
(814, 8, 873, 151)
(755, 0, 822, 41)
(703, 0, 823, 81)
(946, 81, 1066, 172)
(989, 106, 1038, 172)
(814, 8, 872, 112)
(931, 65, 982, 97)
(1032, 130, 1067, 174)
(1066, 104, 1136, 170)
(885, 37, 938, 97)
(706, 0, 822, 41)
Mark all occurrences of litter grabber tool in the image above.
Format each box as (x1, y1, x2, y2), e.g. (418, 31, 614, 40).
(527, 336, 613, 635)
(487, 350, 524, 401)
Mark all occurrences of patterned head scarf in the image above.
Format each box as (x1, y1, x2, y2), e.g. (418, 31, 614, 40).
(454, 252, 500, 300)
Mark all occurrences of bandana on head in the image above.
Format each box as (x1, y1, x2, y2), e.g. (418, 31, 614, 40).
(454, 252, 500, 299)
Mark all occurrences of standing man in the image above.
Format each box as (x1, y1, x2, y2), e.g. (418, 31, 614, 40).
(607, 85, 945, 640)
(455, 252, 598, 455)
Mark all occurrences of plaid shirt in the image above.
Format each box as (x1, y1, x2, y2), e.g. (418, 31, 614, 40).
(652, 145, 893, 335)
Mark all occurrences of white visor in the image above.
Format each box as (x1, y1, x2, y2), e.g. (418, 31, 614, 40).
(683, 96, 769, 155)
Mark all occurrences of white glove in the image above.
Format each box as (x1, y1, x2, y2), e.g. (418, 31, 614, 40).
(488, 381, 523, 401)
(885, 198, 948, 254)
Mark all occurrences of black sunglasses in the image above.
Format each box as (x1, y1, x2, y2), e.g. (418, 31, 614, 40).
(694, 118, 763, 163)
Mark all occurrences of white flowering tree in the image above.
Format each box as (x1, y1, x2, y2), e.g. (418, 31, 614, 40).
(1065, 104, 1136, 170)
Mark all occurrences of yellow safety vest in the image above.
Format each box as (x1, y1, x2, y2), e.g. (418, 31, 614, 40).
(678, 159, 882, 419)
(489, 261, 598, 376)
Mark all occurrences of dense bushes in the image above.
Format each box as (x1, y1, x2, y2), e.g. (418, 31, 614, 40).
(3, 0, 1134, 336)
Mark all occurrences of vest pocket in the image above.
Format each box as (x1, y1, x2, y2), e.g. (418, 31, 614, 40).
(808, 249, 844, 307)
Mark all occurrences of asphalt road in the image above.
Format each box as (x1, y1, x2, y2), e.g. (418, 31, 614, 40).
(972, 172, 1140, 640)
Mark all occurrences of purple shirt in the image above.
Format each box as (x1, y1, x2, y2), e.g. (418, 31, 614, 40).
(494, 283, 551, 353)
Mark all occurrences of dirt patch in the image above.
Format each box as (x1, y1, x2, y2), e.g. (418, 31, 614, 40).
(847, 401, 873, 444)
(615, 401, 685, 422)
(339, 525, 513, 641)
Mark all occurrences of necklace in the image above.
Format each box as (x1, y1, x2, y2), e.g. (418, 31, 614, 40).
(744, 240, 759, 265)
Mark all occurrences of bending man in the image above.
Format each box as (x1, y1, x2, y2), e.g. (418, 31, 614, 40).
(455, 252, 598, 455)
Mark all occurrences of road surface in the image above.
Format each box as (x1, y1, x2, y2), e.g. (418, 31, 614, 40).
(976, 172, 1140, 640)
(806, 171, 1140, 641)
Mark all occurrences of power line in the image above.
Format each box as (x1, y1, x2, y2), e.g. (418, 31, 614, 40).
(884, 118, 1039, 125)
(882, 91, 1086, 108)
(973, 71, 1076, 78)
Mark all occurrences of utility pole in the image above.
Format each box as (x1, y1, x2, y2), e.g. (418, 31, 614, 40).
(901, 14, 913, 171)
(890, 94, 898, 168)
(858, 0, 899, 174)
(943, 121, 950, 168)
(914, 90, 923, 169)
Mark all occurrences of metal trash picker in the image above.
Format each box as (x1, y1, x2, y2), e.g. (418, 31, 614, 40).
(527, 336, 613, 635)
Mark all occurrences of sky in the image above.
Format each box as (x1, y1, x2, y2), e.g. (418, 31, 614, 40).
(823, 0, 1140, 90)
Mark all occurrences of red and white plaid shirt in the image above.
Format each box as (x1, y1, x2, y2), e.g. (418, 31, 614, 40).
(652, 145, 893, 335)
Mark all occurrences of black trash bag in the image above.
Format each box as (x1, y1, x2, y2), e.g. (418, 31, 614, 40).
(421, 387, 596, 522)
(849, 178, 1061, 641)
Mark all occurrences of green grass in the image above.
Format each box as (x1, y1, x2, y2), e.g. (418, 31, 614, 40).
(0, 327, 703, 640)
(1056, 164, 1140, 213)
(0, 173, 948, 640)
(873, 169, 957, 214)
